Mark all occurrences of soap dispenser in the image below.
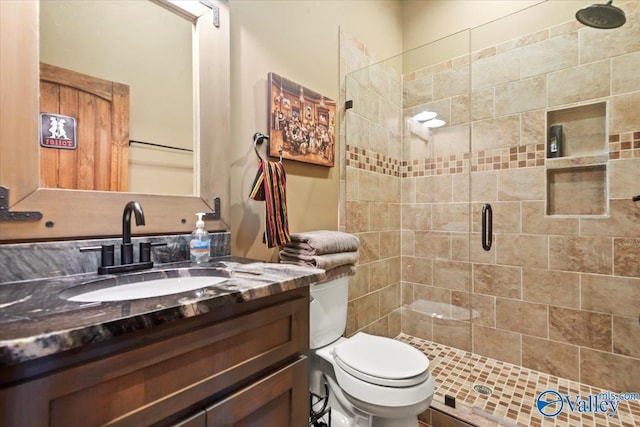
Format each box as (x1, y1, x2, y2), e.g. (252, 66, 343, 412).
(190, 213, 211, 264)
(547, 125, 563, 158)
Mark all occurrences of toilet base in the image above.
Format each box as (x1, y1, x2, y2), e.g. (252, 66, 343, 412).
(312, 370, 421, 427)
(325, 398, 420, 427)
(316, 407, 352, 427)
(345, 390, 429, 426)
(316, 409, 419, 427)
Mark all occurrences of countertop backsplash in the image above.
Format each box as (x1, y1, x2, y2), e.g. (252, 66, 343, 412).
(0, 231, 231, 284)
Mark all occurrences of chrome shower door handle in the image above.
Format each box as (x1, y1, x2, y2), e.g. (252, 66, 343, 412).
(482, 203, 493, 251)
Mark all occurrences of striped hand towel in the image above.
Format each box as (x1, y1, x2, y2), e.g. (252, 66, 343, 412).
(249, 159, 291, 248)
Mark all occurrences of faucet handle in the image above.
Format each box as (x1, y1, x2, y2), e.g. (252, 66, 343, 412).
(79, 245, 115, 268)
(139, 242, 167, 263)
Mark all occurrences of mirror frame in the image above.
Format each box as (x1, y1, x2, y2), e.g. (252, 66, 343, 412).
(0, 0, 230, 242)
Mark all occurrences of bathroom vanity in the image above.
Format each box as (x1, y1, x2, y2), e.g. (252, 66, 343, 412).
(0, 259, 324, 426)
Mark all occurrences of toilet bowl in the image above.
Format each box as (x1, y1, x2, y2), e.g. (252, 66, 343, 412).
(309, 278, 435, 427)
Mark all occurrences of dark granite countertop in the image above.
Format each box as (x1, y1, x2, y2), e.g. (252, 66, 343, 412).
(0, 257, 325, 367)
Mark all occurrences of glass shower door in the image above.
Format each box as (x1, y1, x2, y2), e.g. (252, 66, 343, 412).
(342, 28, 474, 354)
(468, 0, 640, 418)
(398, 30, 474, 355)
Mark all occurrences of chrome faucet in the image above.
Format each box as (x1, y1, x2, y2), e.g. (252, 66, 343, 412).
(121, 201, 145, 264)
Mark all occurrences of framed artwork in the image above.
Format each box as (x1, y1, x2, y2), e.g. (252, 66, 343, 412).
(268, 72, 336, 167)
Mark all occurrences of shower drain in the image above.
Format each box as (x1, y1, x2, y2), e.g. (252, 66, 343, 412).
(473, 384, 493, 395)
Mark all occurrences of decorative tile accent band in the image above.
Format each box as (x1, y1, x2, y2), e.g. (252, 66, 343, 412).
(346, 143, 546, 177)
(471, 143, 546, 172)
(345, 145, 401, 177)
(347, 131, 639, 177)
(609, 131, 640, 160)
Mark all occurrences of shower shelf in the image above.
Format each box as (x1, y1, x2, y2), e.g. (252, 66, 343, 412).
(545, 102, 608, 216)
(545, 154, 608, 170)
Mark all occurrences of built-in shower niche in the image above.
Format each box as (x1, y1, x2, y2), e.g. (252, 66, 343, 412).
(546, 102, 607, 159)
(545, 102, 608, 216)
(547, 165, 607, 215)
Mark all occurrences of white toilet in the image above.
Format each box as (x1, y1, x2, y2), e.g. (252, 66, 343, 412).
(309, 277, 435, 427)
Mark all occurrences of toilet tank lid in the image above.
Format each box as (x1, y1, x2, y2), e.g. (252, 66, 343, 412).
(333, 333, 430, 380)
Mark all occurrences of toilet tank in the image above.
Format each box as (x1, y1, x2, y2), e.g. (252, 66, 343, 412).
(309, 277, 349, 349)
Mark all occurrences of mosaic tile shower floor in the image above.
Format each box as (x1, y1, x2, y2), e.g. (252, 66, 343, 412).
(396, 334, 640, 427)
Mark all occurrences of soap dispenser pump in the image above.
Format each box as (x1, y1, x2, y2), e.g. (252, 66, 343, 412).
(190, 213, 211, 264)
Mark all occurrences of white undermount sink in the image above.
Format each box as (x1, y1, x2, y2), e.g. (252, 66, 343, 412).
(65, 270, 228, 302)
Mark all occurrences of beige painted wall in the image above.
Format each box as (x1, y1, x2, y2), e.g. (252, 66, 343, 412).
(229, 0, 403, 260)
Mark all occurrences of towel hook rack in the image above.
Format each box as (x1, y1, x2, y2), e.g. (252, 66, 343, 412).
(253, 132, 283, 162)
(253, 132, 269, 161)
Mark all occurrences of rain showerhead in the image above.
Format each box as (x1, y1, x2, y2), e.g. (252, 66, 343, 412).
(576, 0, 626, 29)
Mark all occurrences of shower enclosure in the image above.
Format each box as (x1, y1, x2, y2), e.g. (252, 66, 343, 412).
(341, 0, 640, 416)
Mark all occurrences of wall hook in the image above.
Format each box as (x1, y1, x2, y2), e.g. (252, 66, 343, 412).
(253, 132, 270, 161)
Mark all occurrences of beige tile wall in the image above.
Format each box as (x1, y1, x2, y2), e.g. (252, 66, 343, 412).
(340, 31, 403, 339)
(340, 2, 640, 393)
(398, 1, 640, 392)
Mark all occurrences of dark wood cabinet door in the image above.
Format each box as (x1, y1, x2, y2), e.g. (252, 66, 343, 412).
(171, 410, 206, 427)
(206, 357, 308, 427)
(0, 289, 309, 427)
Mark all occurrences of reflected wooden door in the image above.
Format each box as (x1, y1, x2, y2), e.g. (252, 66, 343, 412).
(39, 62, 129, 191)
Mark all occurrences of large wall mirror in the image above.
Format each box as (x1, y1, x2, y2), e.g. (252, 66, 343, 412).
(40, 0, 195, 196)
(0, 0, 230, 241)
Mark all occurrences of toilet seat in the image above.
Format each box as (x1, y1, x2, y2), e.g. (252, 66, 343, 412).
(333, 333, 430, 387)
(313, 334, 435, 409)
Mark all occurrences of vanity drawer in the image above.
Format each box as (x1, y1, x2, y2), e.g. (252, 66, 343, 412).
(205, 355, 307, 426)
(0, 289, 309, 427)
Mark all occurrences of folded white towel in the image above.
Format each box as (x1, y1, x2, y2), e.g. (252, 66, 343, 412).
(286, 230, 359, 255)
(279, 250, 359, 270)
